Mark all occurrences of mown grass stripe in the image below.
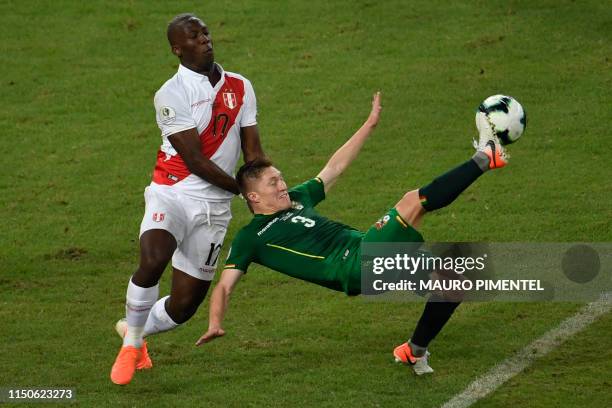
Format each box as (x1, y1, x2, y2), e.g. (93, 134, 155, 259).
(441, 293, 612, 408)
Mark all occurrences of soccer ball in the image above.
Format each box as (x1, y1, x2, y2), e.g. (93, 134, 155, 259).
(476, 95, 526, 145)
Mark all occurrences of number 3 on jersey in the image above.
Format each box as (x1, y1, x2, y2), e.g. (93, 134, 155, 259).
(291, 215, 315, 228)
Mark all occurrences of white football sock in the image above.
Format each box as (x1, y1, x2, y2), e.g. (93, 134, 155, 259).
(143, 296, 179, 337)
(123, 279, 159, 347)
(124, 325, 144, 348)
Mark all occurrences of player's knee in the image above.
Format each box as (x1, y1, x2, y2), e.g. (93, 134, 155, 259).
(402, 190, 422, 208)
(439, 290, 465, 303)
(139, 252, 171, 275)
(132, 253, 171, 287)
(395, 190, 424, 226)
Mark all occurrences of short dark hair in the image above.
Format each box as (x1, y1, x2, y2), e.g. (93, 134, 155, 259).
(236, 158, 274, 195)
(167, 13, 197, 45)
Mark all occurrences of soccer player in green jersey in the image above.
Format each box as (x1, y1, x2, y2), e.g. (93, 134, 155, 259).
(196, 92, 508, 374)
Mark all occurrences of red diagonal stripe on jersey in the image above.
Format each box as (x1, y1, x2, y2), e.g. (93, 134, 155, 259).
(152, 150, 191, 185)
(200, 75, 245, 159)
(152, 74, 246, 186)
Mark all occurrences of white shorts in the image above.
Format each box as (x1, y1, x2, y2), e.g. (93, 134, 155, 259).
(139, 184, 232, 281)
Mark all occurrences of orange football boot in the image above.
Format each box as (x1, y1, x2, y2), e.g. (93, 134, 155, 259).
(115, 319, 152, 370)
(110, 346, 140, 385)
(393, 342, 434, 375)
(393, 342, 418, 365)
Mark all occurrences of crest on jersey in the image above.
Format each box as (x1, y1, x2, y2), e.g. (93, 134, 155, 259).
(159, 106, 176, 124)
(375, 215, 390, 230)
(291, 201, 304, 210)
(152, 212, 165, 222)
(222, 92, 237, 109)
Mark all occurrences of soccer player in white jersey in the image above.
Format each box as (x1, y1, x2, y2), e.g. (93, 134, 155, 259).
(110, 13, 265, 385)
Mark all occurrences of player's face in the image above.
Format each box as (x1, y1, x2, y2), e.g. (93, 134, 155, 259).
(251, 167, 291, 212)
(173, 18, 214, 72)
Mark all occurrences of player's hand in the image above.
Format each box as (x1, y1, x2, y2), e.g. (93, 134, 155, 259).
(366, 91, 382, 128)
(195, 327, 226, 346)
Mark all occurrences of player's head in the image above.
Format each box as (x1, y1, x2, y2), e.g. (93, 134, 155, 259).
(167, 13, 214, 72)
(237, 158, 292, 214)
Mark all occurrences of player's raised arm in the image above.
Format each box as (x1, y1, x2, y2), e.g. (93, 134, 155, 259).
(195, 268, 244, 346)
(317, 92, 382, 193)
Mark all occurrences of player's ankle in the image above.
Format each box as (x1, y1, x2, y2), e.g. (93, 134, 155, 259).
(472, 151, 490, 172)
(123, 326, 144, 348)
(408, 339, 427, 358)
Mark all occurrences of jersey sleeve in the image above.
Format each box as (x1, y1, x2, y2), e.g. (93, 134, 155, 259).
(239, 77, 257, 127)
(154, 86, 197, 138)
(224, 229, 256, 273)
(288, 177, 326, 208)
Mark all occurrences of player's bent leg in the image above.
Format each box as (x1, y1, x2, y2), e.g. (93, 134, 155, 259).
(142, 269, 212, 337)
(142, 295, 179, 336)
(155, 206, 228, 325)
(166, 268, 212, 324)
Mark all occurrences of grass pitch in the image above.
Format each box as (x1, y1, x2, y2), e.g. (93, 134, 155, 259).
(1, 0, 610, 406)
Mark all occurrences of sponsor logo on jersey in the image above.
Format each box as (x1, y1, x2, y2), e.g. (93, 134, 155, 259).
(280, 212, 294, 221)
(257, 217, 279, 236)
(191, 98, 211, 108)
(198, 265, 216, 275)
(222, 92, 237, 109)
(375, 214, 390, 230)
(159, 106, 176, 124)
(152, 212, 165, 222)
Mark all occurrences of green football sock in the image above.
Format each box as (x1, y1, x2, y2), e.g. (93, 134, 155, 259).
(418, 154, 487, 212)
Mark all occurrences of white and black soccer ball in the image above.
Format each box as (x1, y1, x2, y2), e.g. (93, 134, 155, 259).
(476, 95, 526, 145)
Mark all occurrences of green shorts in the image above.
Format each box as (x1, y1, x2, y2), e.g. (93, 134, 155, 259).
(343, 208, 425, 295)
(363, 208, 424, 244)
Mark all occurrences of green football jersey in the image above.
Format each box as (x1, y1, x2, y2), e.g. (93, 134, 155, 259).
(225, 178, 363, 294)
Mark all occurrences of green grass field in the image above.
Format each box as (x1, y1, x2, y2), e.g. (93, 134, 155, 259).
(1, 0, 610, 406)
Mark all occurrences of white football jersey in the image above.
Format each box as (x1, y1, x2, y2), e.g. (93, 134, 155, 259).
(151, 63, 257, 201)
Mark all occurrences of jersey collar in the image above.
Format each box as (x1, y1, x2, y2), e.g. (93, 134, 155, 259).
(178, 63, 225, 82)
(254, 208, 289, 218)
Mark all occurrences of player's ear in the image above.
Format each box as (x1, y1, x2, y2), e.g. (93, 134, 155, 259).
(171, 45, 182, 58)
(246, 191, 258, 203)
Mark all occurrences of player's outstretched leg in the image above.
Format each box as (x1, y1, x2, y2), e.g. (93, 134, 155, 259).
(418, 112, 507, 213)
(395, 112, 508, 227)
